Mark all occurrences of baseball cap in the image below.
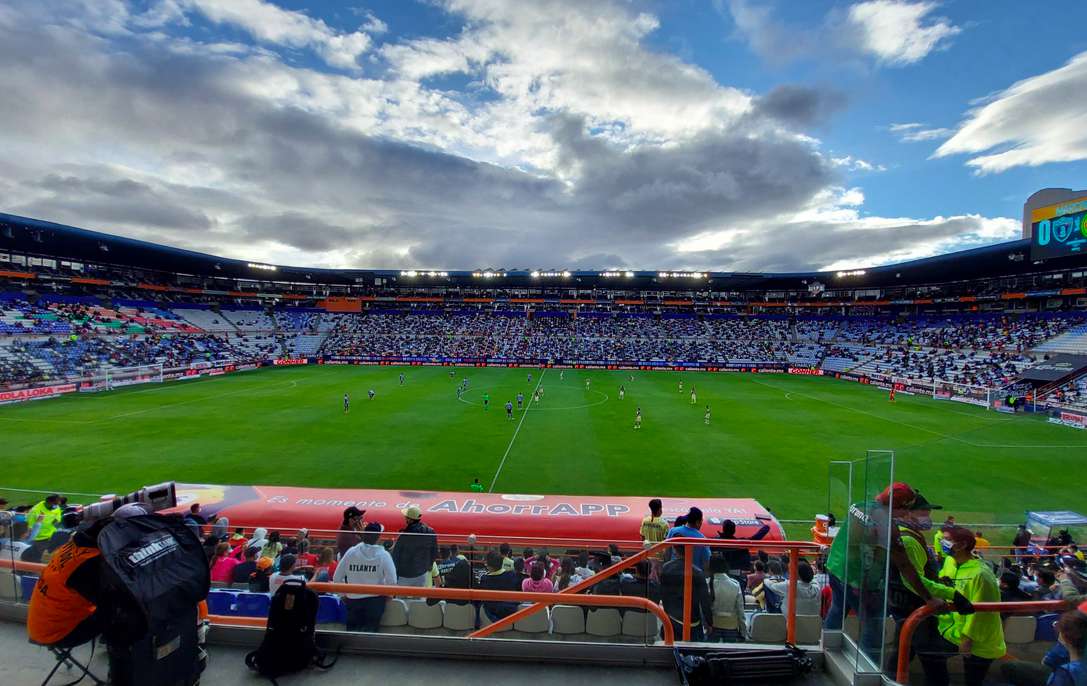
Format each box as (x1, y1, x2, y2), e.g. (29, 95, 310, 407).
(875, 482, 917, 508)
(364, 522, 383, 533)
(256, 557, 274, 570)
(343, 506, 363, 519)
(909, 492, 943, 511)
(402, 505, 422, 520)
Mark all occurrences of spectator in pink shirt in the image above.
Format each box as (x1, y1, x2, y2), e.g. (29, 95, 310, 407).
(522, 562, 554, 593)
(209, 542, 241, 582)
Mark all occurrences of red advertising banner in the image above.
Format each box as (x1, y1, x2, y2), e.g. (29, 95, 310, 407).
(787, 367, 824, 376)
(0, 383, 77, 403)
(273, 358, 309, 366)
(175, 483, 782, 542)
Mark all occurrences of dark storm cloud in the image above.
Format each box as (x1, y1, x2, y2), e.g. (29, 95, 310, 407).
(753, 85, 847, 128)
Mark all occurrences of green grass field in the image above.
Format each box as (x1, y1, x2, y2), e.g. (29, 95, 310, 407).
(2, 365, 1085, 540)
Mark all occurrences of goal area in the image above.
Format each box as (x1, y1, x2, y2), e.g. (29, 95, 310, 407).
(78, 364, 164, 392)
(932, 379, 996, 409)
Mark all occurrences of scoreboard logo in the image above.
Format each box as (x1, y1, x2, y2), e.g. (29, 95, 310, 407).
(1031, 194, 1087, 259)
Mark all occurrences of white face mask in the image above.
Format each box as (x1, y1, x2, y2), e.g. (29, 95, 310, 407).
(913, 515, 934, 531)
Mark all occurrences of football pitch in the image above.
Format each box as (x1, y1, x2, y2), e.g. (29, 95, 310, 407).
(2, 365, 1085, 539)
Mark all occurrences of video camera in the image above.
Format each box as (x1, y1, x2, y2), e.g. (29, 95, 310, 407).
(78, 481, 177, 524)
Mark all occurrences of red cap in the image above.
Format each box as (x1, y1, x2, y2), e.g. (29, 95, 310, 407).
(875, 482, 917, 508)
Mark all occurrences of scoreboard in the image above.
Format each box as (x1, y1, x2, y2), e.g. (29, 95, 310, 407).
(1031, 195, 1087, 260)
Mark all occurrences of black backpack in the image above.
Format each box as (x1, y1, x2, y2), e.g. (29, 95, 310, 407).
(245, 579, 337, 684)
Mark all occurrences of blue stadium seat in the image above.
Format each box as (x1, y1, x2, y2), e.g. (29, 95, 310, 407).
(1035, 613, 1060, 642)
(20, 574, 37, 602)
(236, 592, 272, 617)
(206, 590, 238, 616)
(316, 594, 342, 623)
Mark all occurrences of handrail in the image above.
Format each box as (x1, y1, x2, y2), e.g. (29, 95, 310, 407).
(212, 582, 674, 644)
(895, 599, 1069, 684)
(0, 559, 673, 644)
(469, 537, 821, 643)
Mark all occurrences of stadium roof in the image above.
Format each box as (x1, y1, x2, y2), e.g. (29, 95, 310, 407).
(1, 212, 1081, 291)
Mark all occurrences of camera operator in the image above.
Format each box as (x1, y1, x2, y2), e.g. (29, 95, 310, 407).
(27, 504, 148, 649)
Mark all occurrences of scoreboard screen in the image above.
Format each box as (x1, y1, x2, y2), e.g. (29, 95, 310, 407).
(1031, 195, 1087, 260)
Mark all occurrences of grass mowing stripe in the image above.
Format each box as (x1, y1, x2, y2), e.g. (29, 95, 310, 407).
(488, 369, 545, 493)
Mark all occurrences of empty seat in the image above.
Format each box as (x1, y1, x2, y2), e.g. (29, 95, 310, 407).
(407, 600, 443, 630)
(236, 592, 271, 617)
(512, 604, 550, 634)
(1004, 615, 1036, 645)
(0, 570, 19, 602)
(442, 602, 477, 631)
(621, 610, 660, 640)
(795, 615, 822, 644)
(316, 595, 342, 624)
(550, 605, 585, 636)
(379, 599, 409, 629)
(206, 590, 238, 616)
(750, 613, 786, 643)
(585, 608, 622, 638)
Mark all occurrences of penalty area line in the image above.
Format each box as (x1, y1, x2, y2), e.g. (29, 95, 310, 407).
(488, 369, 545, 493)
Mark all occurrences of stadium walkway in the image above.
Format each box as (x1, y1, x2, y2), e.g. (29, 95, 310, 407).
(0, 619, 682, 686)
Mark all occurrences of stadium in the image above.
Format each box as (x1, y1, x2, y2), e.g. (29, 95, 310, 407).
(3, 2, 1087, 686)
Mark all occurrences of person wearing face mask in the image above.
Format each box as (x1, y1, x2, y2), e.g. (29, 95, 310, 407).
(27, 494, 64, 546)
(887, 490, 959, 620)
(921, 527, 1006, 686)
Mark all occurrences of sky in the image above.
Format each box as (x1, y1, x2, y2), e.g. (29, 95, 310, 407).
(1, 0, 1086, 273)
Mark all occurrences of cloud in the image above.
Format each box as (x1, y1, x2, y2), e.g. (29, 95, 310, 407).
(847, 1, 960, 65)
(889, 122, 953, 142)
(725, 0, 959, 68)
(183, 0, 373, 70)
(934, 50, 1087, 173)
(830, 156, 886, 172)
(0, 0, 1010, 273)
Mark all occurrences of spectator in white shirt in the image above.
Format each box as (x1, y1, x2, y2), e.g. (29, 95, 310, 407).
(768, 561, 822, 617)
(334, 523, 397, 632)
(708, 557, 747, 642)
(268, 554, 306, 594)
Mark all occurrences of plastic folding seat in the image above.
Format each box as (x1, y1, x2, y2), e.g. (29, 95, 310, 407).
(512, 603, 550, 634)
(750, 613, 786, 643)
(442, 602, 477, 632)
(1003, 615, 1036, 646)
(205, 590, 238, 616)
(0, 570, 20, 602)
(316, 595, 342, 624)
(477, 605, 513, 633)
(585, 608, 621, 638)
(795, 615, 822, 644)
(1035, 613, 1060, 642)
(549, 605, 585, 637)
(20, 574, 37, 602)
(379, 598, 409, 630)
(407, 600, 443, 630)
(236, 592, 271, 617)
(621, 610, 660, 640)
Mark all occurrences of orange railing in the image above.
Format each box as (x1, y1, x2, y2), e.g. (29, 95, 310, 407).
(469, 537, 821, 643)
(1, 559, 673, 645)
(895, 599, 1069, 684)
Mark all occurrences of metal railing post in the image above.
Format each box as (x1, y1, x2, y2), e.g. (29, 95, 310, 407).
(786, 546, 798, 644)
(682, 546, 693, 642)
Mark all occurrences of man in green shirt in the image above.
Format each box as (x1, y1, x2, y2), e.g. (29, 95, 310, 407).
(27, 495, 62, 543)
(921, 527, 1005, 686)
(469, 478, 484, 493)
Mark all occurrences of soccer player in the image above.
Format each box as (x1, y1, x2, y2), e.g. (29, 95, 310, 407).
(889, 387, 896, 403)
(399, 372, 405, 385)
(516, 392, 524, 409)
(585, 378, 591, 391)
(559, 370, 565, 381)
(505, 400, 514, 420)
(704, 405, 711, 425)
(618, 385, 625, 400)
(482, 392, 490, 410)
(678, 379, 683, 393)
(343, 393, 350, 413)
(449, 369, 455, 379)
(690, 388, 697, 404)
(527, 372, 532, 383)
(469, 478, 484, 493)
(634, 407, 642, 430)
(368, 389, 376, 400)
(533, 389, 540, 403)
(456, 386, 463, 400)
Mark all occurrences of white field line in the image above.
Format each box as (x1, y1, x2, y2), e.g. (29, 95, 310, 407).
(488, 369, 546, 493)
